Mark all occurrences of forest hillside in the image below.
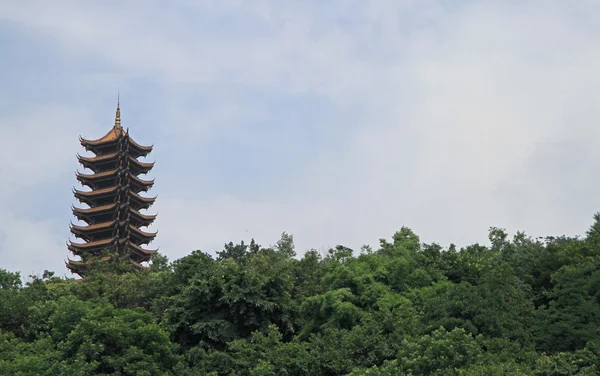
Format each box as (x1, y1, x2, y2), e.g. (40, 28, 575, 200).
(1, 217, 600, 375)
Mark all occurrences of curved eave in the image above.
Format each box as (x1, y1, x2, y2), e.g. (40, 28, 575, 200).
(128, 137, 153, 155)
(66, 260, 85, 274)
(70, 219, 117, 233)
(66, 255, 111, 266)
(73, 186, 118, 198)
(129, 209, 157, 226)
(130, 191, 156, 203)
(80, 127, 124, 147)
(67, 238, 114, 252)
(76, 169, 119, 181)
(128, 258, 151, 270)
(78, 153, 120, 172)
(130, 174, 155, 187)
(66, 256, 112, 276)
(129, 157, 155, 173)
(130, 225, 157, 237)
(131, 202, 154, 211)
(80, 139, 119, 151)
(128, 226, 157, 244)
(129, 192, 156, 210)
(128, 241, 158, 256)
(78, 152, 119, 164)
(130, 208, 157, 220)
(73, 203, 117, 216)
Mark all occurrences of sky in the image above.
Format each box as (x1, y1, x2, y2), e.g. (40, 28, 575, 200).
(2, 0, 600, 278)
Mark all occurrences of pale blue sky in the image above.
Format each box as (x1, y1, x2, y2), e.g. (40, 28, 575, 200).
(2, 0, 600, 278)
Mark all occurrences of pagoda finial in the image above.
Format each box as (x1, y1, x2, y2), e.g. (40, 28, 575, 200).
(115, 94, 121, 129)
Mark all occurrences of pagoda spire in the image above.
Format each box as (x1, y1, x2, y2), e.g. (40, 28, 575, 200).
(114, 95, 121, 129)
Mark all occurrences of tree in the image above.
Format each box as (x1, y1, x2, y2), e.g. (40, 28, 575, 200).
(0, 269, 21, 290)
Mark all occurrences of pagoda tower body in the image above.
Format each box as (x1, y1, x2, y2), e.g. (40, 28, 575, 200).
(67, 103, 157, 277)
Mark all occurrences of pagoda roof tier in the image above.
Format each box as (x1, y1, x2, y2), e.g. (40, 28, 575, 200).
(80, 127, 152, 158)
(65, 261, 81, 274)
(76, 169, 119, 187)
(73, 186, 118, 196)
(68, 238, 115, 255)
(70, 220, 117, 241)
(128, 224, 157, 238)
(130, 174, 155, 193)
(127, 242, 158, 260)
(79, 125, 123, 156)
(129, 208, 157, 226)
(127, 225, 157, 245)
(73, 204, 156, 226)
(65, 256, 111, 274)
(78, 153, 154, 175)
(66, 256, 111, 266)
(72, 203, 117, 221)
(76, 169, 154, 192)
(73, 186, 118, 207)
(76, 169, 118, 181)
(78, 152, 120, 173)
(127, 137, 153, 158)
(80, 126, 123, 146)
(80, 139, 119, 156)
(71, 220, 116, 232)
(128, 157, 155, 175)
(130, 191, 156, 210)
(128, 258, 151, 270)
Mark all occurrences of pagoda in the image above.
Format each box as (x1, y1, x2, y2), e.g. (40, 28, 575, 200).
(67, 102, 158, 277)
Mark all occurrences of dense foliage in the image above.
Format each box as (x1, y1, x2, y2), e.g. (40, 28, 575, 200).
(2, 216, 600, 375)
